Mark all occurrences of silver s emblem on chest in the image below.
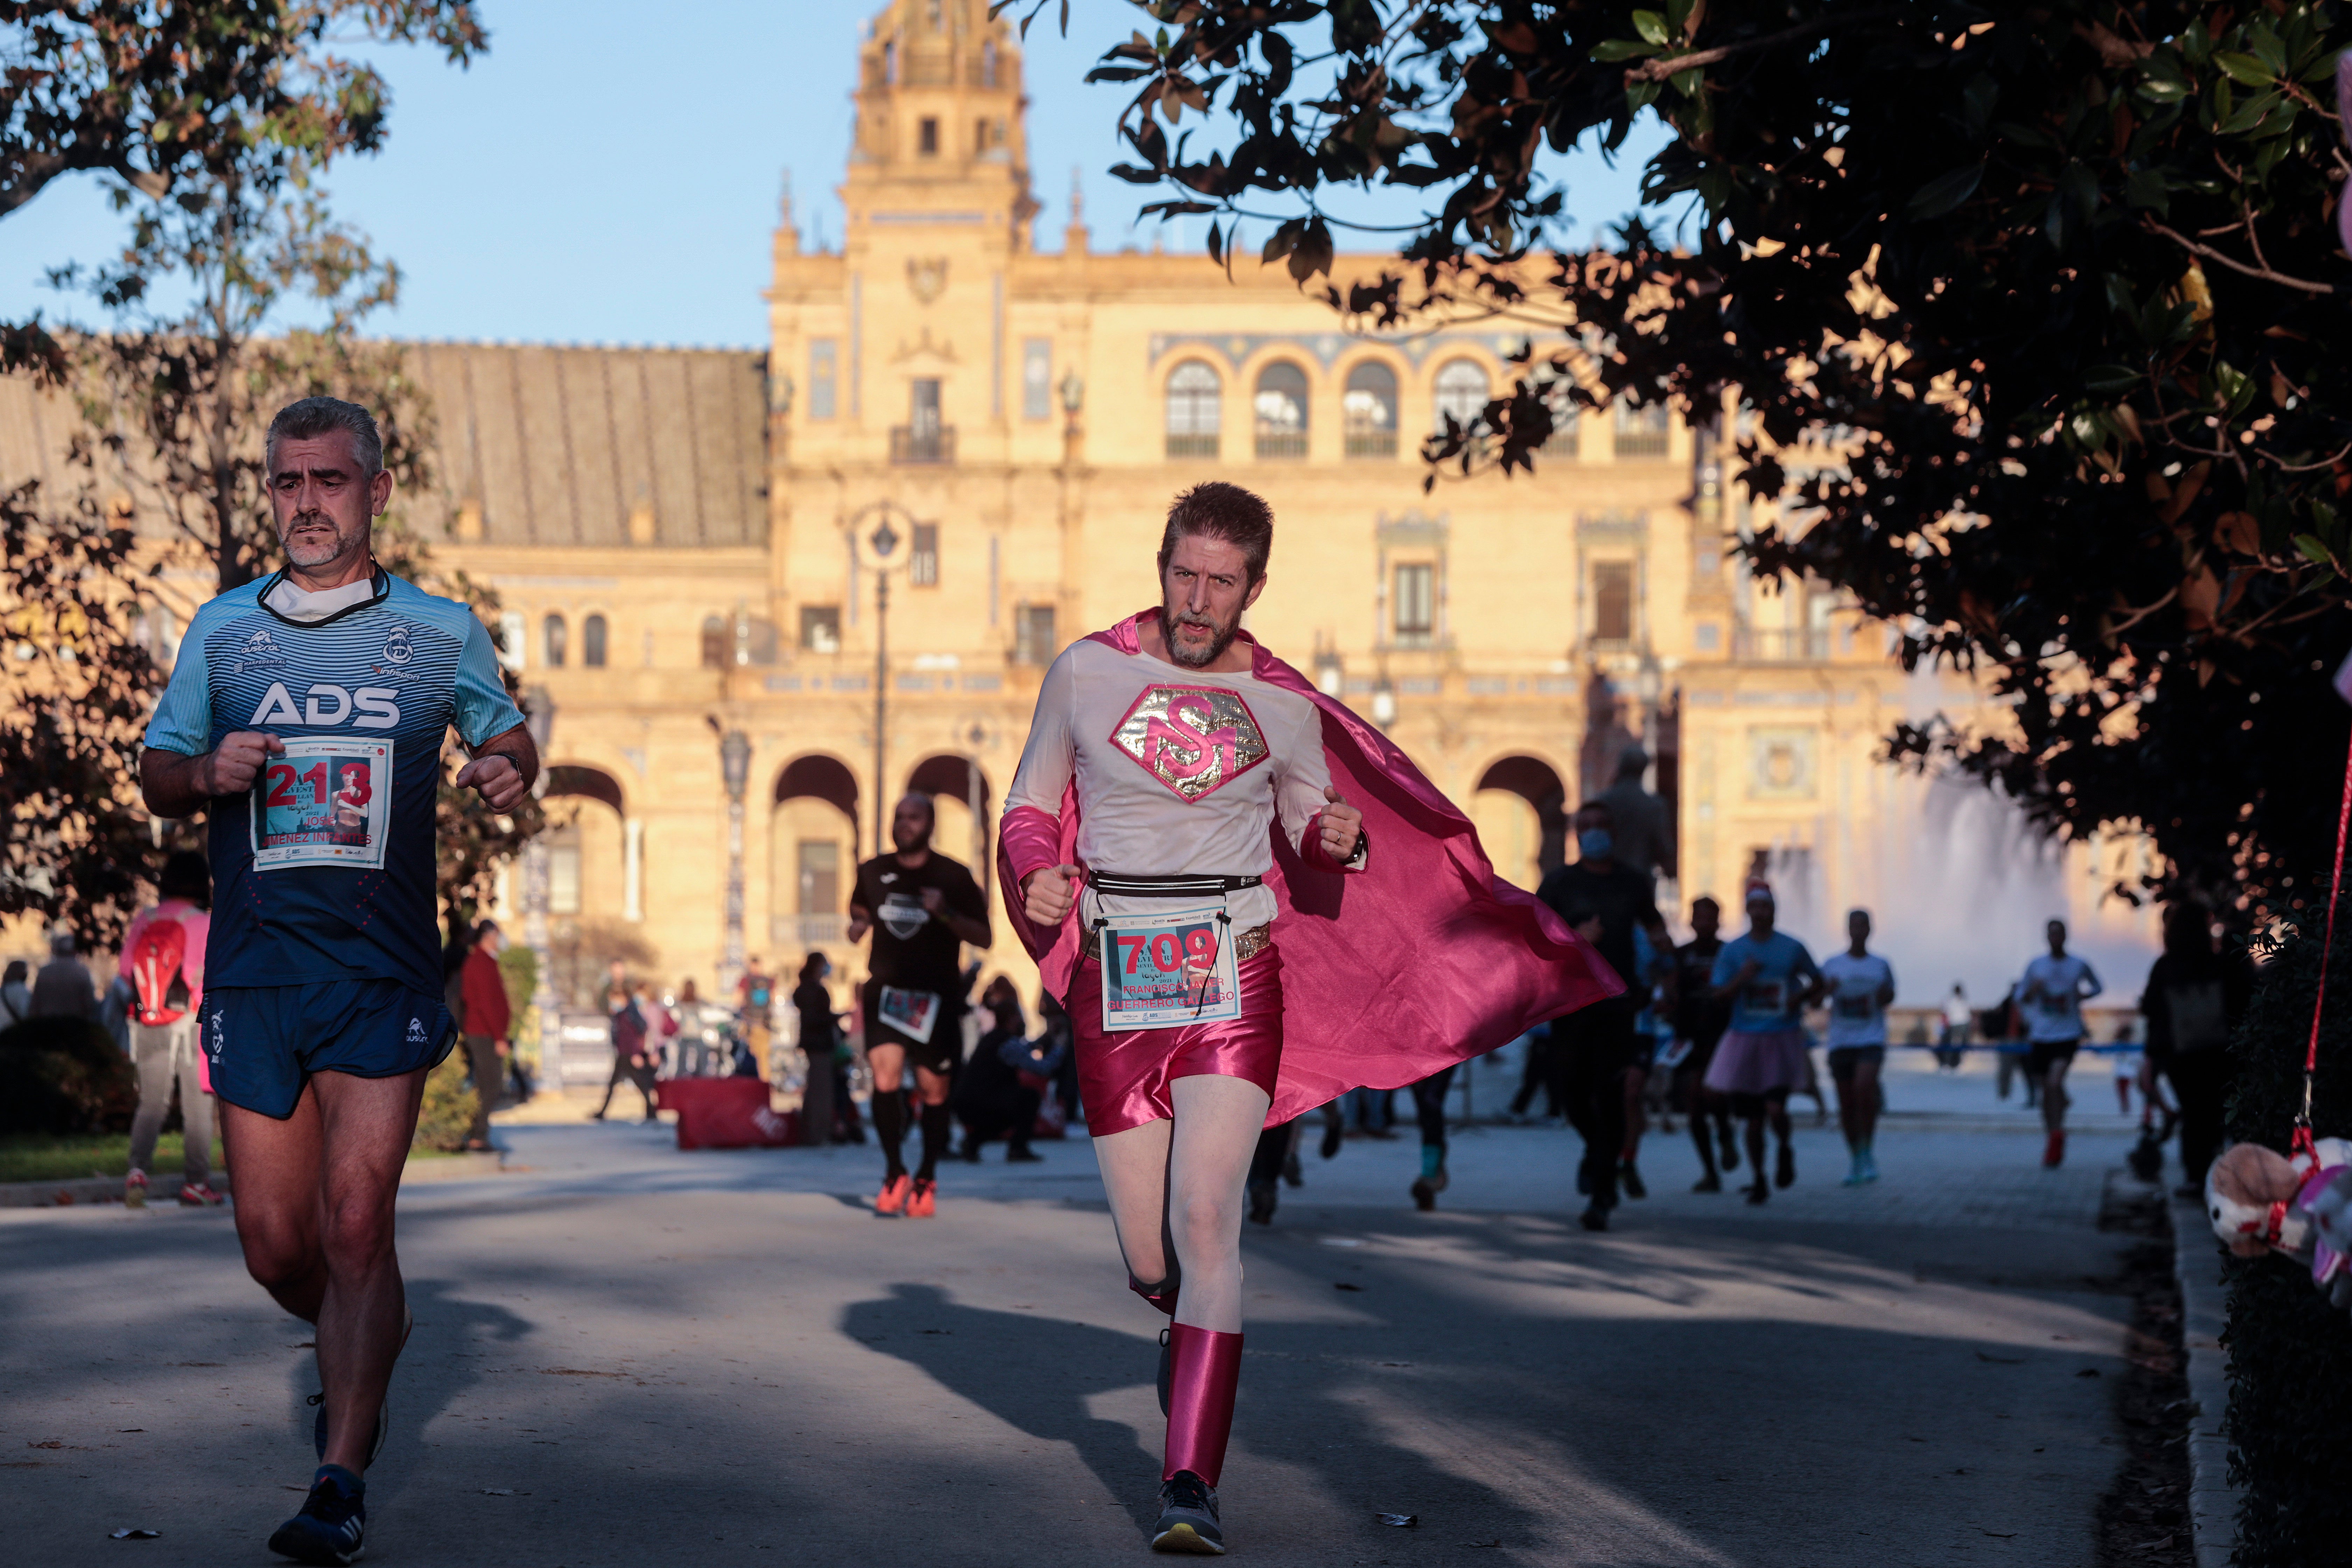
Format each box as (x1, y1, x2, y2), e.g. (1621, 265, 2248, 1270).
(1110, 685, 1270, 802)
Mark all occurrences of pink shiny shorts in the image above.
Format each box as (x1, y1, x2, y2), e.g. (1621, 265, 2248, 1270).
(1065, 944, 1285, 1137)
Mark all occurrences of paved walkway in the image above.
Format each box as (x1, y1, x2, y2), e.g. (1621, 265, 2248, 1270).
(1, 1096, 2150, 1567)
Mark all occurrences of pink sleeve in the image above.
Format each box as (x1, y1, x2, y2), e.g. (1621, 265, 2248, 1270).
(1000, 805, 1064, 886)
(1002, 650, 1077, 883)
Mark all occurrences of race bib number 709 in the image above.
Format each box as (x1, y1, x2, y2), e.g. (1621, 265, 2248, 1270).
(1098, 904, 1243, 1033)
(251, 737, 393, 870)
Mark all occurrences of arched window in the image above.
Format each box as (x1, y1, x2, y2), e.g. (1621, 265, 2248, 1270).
(542, 613, 567, 668)
(582, 613, 608, 668)
(1164, 360, 1222, 459)
(1342, 361, 1398, 459)
(1433, 359, 1489, 433)
(1253, 362, 1308, 460)
(700, 615, 728, 670)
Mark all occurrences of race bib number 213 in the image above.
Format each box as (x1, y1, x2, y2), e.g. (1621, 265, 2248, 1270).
(251, 737, 393, 870)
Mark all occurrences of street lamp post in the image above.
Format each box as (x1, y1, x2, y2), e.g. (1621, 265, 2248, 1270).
(848, 504, 916, 852)
(1634, 652, 1664, 791)
(717, 725, 752, 992)
(521, 687, 558, 1085)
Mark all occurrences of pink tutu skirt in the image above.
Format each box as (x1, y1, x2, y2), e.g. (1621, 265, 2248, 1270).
(1702, 1026, 1813, 1097)
(1064, 945, 1284, 1137)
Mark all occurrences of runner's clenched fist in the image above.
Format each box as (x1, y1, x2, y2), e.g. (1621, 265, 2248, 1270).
(199, 731, 286, 796)
(1023, 863, 1081, 924)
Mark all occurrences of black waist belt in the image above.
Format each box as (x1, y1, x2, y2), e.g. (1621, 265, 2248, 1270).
(1086, 871, 1262, 899)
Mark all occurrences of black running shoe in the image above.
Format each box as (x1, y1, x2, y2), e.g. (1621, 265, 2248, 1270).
(1245, 1178, 1276, 1225)
(1319, 1120, 1342, 1160)
(1578, 1202, 1609, 1232)
(1619, 1158, 1647, 1199)
(1692, 1171, 1723, 1193)
(268, 1467, 365, 1565)
(1775, 1142, 1797, 1189)
(1151, 1469, 1225, 1554)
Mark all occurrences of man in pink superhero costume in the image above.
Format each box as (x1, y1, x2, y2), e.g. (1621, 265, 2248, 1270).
(999, 482, 1622, 1554)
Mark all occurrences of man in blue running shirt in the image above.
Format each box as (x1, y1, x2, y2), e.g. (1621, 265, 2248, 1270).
(141, 397, 534, 1567)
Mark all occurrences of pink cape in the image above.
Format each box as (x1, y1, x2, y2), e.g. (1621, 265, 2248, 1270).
(997, 609, 1624, 1126)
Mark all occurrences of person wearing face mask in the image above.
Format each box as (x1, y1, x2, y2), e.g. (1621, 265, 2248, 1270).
(1535, 799, 1668, 1231)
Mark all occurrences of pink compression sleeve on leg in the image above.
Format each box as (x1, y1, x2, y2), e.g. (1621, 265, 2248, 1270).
(1162, 1322, 1244, 1486)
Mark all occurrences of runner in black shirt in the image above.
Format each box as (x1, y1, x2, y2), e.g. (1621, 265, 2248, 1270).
(1535, 799, 1666, 1230)
(847, 793, 990, 1217)
(1666, 896, 1739, 1191)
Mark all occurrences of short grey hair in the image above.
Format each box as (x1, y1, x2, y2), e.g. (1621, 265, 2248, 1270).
(266, 396, 383, 477)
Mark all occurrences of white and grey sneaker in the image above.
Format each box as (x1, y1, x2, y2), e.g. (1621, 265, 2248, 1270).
(1150, 1470, 1224, 1554)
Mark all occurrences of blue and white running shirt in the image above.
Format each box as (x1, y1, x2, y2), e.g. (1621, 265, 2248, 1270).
(144, 568, 524, 996)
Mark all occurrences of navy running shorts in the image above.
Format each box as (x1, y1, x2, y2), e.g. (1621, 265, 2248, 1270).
(201, 980, 455, 1119)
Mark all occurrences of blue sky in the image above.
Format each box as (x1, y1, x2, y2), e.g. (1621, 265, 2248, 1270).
(2, 1, 1672, 348)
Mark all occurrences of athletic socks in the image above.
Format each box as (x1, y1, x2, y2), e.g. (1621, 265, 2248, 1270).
(873, 1092, 907, 1181)
(916, 1102, 951, 1182)
(1419, 1144, 1443, 1180)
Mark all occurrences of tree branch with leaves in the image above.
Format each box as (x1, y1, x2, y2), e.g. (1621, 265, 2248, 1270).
(1013, 0, 2352, 920)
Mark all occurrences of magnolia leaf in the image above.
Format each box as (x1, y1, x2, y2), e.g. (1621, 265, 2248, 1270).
(1632, 10, 1670, 46)
(1591, 38, 1660, 63)
(1908, 163, 1983, 220)
(2214, 51, 2274, 86)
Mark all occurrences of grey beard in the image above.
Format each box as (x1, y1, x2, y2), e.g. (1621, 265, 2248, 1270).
(1163, 613, 1237, 668)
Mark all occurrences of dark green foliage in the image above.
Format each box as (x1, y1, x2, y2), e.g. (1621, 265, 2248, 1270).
(2222, 903, 2352, 1565)
(411, 1051, 477, 1154)
(0, 1017, 137, 1135)
(1021, 0, 2352, 908)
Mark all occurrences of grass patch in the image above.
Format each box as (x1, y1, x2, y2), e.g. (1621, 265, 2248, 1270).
(0, 1133, 225, 1184)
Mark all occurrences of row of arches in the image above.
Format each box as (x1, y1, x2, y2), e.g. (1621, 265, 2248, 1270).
(1163, 356, 1673, 462)
(531, 748, 1586, 976)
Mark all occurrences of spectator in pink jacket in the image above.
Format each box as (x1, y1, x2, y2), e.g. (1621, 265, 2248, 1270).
(122, 850, 217, 1206)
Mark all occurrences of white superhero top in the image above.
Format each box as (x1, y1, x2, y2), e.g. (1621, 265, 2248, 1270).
(1005, 636, 1334, 931)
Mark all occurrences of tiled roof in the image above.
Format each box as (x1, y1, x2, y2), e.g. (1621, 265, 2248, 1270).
(0, 340, 772, 549)
(410, 341, 769, 547)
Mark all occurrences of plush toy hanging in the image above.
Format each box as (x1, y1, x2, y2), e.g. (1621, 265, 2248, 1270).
(2209, 1141, 2352, 1311)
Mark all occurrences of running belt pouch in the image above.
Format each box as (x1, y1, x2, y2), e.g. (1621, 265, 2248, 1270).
(1162, 1323, 1244, 1486)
